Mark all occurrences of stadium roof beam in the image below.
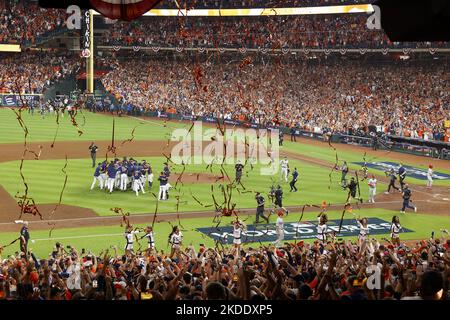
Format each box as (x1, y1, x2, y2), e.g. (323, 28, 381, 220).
(92, 4, 374, 17)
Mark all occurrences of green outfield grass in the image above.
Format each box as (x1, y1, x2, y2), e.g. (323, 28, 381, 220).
(0, 108, 190, 144)
(0, 157, 385, 215)
(282, 141, 450, 186)
(0, 209, 448, 258)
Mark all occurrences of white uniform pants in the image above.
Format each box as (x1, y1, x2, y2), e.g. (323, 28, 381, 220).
(108, 178, 115, 193)
(148, 173, 154, 185)
(140, 176, 147, 189)
(99, 173, 107, 189)
(114, 172, 121, 188)
(427, 176, 433, 187)
(90, 176, 102, 190)
(368, 188, 376, 203)
(281, 168, 288, 182)
(120, 174, 128, 191)
(159, 185, 167, 200)
(133, 179, 145, 196)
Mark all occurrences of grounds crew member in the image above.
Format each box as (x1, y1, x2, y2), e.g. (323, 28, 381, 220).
(255, 192, 269, 224)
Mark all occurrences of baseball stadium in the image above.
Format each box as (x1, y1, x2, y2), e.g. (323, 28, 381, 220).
(0, 0, 449, 303)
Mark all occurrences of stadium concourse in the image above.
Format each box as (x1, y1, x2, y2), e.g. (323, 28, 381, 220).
(0, 0, 449, 303)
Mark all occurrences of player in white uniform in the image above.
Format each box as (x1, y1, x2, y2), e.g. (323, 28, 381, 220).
(124, 225, 140, 255)
(119, 165, 128, 191)
(280, 157, 289, 183)
(274, 210, 285, 248)
(317, 214, 329, 243)
(367, 175, 377, 203)
(169, 226, 183, 258)
(114, 166, 121, 188)
(90, 163, 103, 190)
(390, 216, 402, 247)
(132, 171, 146, 196)
(426, 164, 433, 188)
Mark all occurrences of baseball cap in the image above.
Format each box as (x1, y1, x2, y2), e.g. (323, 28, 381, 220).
(114, 281, 127, 290)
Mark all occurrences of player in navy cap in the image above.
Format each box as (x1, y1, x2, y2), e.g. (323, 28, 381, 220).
(90, 163, 104, 190)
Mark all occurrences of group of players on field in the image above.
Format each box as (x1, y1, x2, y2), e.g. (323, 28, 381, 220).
(89, 142, 172, 200)
(86, 141, 436, 254)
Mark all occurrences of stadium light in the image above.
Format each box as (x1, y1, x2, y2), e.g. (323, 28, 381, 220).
(91, 4, 374, 17)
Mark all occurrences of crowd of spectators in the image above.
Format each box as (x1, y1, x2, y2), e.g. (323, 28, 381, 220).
(0, 0, 444, 50)
(0, 0, 67, 45)
(101, 14, 442, 49)
(101, 57, 449, 141)
(0, 234, 448, 300)
(0, 52, 79, 94)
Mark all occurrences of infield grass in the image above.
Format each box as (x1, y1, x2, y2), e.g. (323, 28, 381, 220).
(0, 157, 385, 215)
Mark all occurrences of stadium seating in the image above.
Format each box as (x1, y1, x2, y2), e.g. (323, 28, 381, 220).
(100, 58, 448, 142)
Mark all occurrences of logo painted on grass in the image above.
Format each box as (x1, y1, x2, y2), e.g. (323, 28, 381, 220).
(353, 162, 450, 180)
(197, 218, 413, 243)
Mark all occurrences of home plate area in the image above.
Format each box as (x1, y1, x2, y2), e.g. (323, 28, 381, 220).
(197, 218, 414, 243)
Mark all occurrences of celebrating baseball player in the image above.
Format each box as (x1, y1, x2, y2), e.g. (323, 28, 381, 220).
(367, 174, 377, 203)
(119, 162, 129, 191)
(133, 170, 146, 196)
(341, 161, 349, 188)
(158, 171, 168, 200)
(90, 163, 104, 190)
(427, 164, 433, 188)
(280, 156, 289, 183)
(107, 161, 117, 194)
(273, 210, 285, 248)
